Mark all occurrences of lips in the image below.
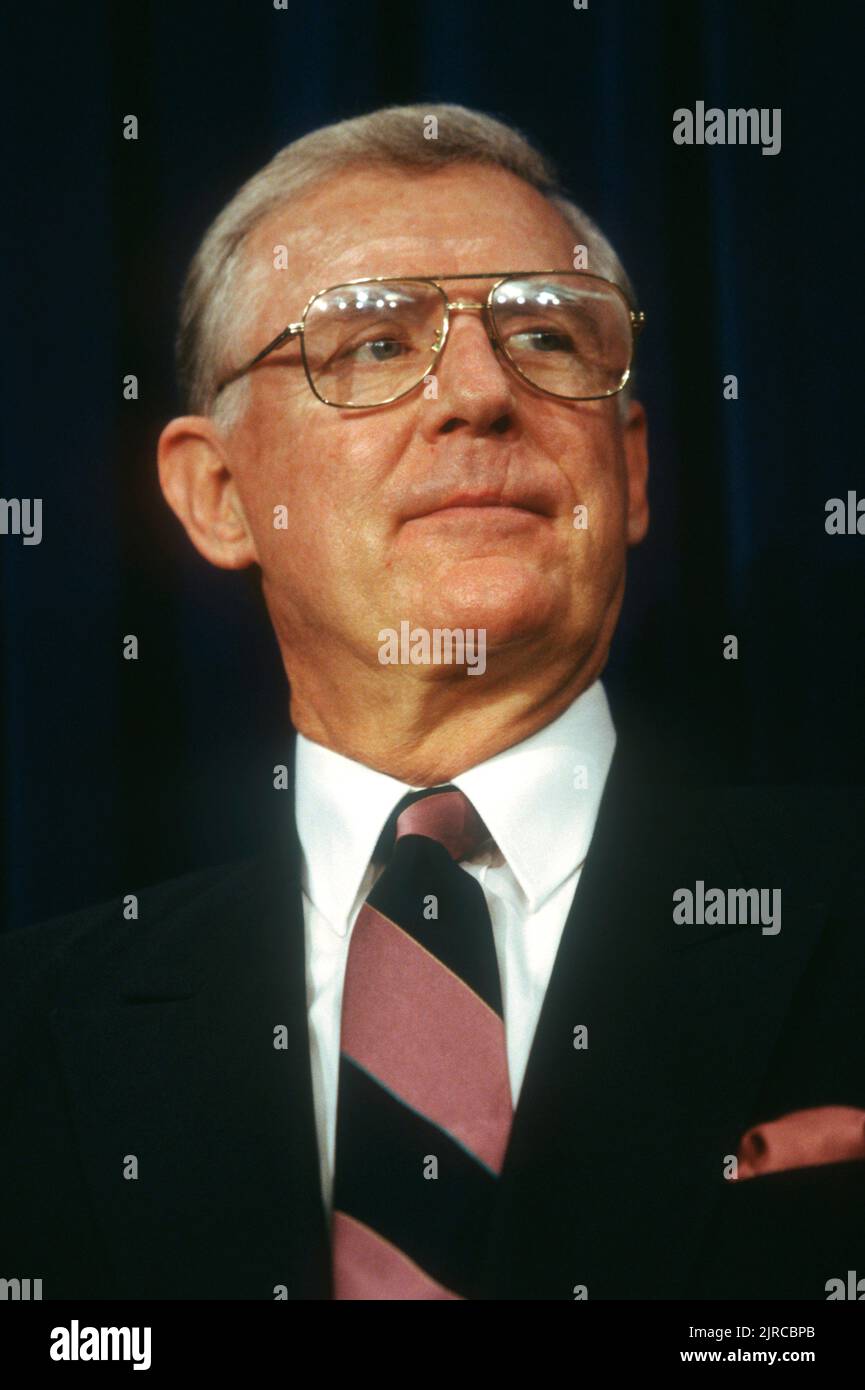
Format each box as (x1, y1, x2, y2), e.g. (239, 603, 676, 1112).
(408, 490, 553, 521)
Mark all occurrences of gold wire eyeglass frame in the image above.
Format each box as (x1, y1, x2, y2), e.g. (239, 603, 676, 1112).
(213, 270, 647, 409)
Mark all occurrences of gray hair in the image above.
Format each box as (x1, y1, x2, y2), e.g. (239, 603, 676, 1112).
(176, 103, 639, 427)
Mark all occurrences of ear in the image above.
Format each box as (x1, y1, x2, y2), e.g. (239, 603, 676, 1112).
(621, 398, 650, 546)
(157, 415, 259, 569)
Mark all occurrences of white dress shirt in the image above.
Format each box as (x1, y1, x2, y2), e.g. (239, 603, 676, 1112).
(294, 678, 616, 1214)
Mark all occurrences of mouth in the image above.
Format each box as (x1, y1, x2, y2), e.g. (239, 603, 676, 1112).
(409, 492, 551, 521)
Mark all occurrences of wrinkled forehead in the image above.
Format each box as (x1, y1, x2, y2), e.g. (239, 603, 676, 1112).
(243, 164, 577, 326)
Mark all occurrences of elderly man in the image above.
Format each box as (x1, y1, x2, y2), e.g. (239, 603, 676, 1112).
(2, 105, 863, 1303)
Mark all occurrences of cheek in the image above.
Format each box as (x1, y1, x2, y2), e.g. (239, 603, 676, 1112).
(237, 412, 411, 575)
(235, 415, 343, 525)
(286, 415, 417, 544)
(550, 432, 627, 533)
(331, 413, 418, 493)
(552, 447, 629, 583)
(587, 471, 628, 543)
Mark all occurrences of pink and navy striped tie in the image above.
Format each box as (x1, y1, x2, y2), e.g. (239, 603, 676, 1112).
(331, 785, 513, 1299)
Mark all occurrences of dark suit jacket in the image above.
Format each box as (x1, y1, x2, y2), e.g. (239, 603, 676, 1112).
(2, 727, 864, 1300)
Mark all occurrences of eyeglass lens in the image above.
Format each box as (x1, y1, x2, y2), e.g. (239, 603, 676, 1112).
(302, 275, 633, 406)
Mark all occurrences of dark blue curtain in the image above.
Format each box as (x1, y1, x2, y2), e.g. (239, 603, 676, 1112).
(2, 0, 862, 930)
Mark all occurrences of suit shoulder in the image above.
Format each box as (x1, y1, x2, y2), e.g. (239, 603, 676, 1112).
(707, 782, 865, 897)
(0, 857, 261, 988)
(709, 781, 864, 844)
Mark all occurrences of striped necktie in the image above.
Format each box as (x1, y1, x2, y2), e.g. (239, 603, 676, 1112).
(331, 785, 513, 1299)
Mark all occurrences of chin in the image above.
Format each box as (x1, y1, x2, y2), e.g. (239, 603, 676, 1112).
(411, 563, 561, 643)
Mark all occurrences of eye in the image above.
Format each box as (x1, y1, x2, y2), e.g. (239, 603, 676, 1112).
(352, 337, 406, 362)
(327, 332, 413, 370)
(507, 328, 577, 354)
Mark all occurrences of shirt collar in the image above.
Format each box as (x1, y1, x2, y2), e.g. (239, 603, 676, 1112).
(294, 678, 616, 933)
(451, 679, 615, 910)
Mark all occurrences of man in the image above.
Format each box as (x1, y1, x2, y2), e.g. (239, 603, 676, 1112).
(2, 104, 863, 1301)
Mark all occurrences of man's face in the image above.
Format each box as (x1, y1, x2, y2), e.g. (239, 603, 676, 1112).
(221, 163, 648, 682)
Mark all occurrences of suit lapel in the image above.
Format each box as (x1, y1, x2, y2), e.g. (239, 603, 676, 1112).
(50, 832, 331, 1299)
(480, 734, 828, 1298)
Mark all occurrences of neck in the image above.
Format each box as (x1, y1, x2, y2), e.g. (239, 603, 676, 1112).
(283, 642, 609, 785)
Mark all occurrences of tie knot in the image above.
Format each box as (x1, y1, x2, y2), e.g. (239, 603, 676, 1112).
(392, 785, 492, 862)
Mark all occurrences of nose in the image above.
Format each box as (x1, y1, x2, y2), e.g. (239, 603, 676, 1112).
(417, 302, 518, 441)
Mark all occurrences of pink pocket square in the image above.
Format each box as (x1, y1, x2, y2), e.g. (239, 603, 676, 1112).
(736, 1105, 865, 1180)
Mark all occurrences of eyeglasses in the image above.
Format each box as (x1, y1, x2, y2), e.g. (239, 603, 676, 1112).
(213, 271, 646, 410)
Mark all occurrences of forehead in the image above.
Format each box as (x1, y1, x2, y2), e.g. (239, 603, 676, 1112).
(245, 163, 577, 322)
